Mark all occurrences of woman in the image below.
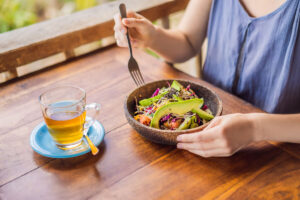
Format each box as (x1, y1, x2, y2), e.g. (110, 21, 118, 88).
(114, 0, 300, 157)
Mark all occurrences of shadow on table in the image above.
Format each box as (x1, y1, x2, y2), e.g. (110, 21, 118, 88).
(269, 142, 300, 159)
(133, 137, 287, 178)
(129, 131, 176, 163)
(33, 141, 106, 172)
(176, 141, 286, 176)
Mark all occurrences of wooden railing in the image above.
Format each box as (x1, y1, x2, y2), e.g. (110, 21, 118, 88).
(0, 0, 189, 83)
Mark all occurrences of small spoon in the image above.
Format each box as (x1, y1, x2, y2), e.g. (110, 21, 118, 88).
(84, 130, 99, 155)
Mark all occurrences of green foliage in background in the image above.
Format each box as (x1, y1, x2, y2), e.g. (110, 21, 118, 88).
(75, 0, 96, 10)
(0, 0, 114, 33)
(0, 0, 158, 59)
(61, 0, 96, 10)
(0, 0, 37, 33)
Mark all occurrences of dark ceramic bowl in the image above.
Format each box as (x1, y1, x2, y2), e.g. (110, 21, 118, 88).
(124, 79, 222, 145)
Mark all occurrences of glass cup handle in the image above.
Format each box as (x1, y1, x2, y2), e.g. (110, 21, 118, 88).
(84, 103, 101, 135)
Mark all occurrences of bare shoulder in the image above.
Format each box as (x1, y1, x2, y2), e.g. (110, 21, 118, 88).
(187, 0, 213, 11)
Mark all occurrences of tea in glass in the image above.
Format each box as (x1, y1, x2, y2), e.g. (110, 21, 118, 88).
(43, 101, 86, 148)
(39, 86, 100, 149)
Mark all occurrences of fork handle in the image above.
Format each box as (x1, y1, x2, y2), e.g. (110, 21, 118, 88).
(119, 3, 133, 56)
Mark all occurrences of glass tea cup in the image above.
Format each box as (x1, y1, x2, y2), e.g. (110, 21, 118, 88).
(39, 86, 100, 149)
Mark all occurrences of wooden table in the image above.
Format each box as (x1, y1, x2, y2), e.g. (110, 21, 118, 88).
(0, 46, 299, 200)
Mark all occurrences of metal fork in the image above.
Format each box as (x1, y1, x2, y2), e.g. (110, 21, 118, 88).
(119, 3, 145, 87)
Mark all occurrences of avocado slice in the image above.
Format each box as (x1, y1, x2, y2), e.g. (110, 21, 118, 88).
(171, 80, 183, 91)
(191, 108, 214, 120)
(139, 91, 168, 106)
(150, 98, 204, 128)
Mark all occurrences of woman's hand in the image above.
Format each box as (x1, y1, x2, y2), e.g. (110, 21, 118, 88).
(113, 11, 157, 48)
(113, 0, 212, 62)
(176, 113, 256, 157)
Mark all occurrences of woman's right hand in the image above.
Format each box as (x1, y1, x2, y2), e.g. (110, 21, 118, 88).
(113, 11, 157, 48)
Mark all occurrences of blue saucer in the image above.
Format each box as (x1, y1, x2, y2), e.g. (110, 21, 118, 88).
(30, 120, 105, 158)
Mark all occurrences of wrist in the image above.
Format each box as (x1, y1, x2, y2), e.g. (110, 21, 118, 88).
(246, 113, 265, 142)
(146, 24, 160, 49)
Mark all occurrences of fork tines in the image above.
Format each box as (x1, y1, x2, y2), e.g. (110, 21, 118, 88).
(130, 69, 144, 86)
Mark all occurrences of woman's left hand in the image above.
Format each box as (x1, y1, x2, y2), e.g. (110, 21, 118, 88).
(176, 113, 257, 157)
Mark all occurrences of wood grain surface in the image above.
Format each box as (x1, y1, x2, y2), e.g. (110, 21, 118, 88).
(0, 46, 299, 200)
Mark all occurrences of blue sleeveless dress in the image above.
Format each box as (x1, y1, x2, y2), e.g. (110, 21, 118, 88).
(203, 0, 300, 113)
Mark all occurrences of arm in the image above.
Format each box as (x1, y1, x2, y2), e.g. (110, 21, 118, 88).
(113, 0, 212, 63)
(148, 0, 212, 62)
(176, 113, 300, 157)
(252, 113, 300, 143)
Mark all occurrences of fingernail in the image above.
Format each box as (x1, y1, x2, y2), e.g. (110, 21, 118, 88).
(122, 19, 129, 24)
(177, 143, 182, 149)
(176, 135, 182, 142)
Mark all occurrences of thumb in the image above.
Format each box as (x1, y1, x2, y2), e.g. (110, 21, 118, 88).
(122, 18, 146, 29)
(127, 11, 143, 19)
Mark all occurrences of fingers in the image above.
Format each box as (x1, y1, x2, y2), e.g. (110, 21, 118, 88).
(127, 10, 143, 19)
(114, 12, 145, 48)
(187, 149, 233, 158)
(114, 11, 145, 31)
(177, 139, 222, 151)
(178, 140, 235, 157)
(122, 18, 147, 29)
(114, 10, 150, 48)
(176, 127, 218, 143)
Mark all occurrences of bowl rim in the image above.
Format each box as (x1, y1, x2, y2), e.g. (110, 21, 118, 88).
(124, 79, 223, 133)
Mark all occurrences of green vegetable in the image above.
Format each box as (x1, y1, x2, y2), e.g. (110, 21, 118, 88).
(178, 117, 192, 130)
(150, 98, 204, 128)
(139, 91, 168, 106)
(189, 115, 199, 129)
(190, 123, 199, 129)
(191, 115, 197, 123)
(171, 80, 183, 91)
(192, 108, 214, 120)
(172, 94, 183, 102)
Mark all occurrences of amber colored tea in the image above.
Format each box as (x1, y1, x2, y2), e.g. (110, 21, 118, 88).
(44, 109, 86, 146)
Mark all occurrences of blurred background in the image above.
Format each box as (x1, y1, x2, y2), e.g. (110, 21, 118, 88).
(0, 0, 116, 33)
(0, 0, 202, 79)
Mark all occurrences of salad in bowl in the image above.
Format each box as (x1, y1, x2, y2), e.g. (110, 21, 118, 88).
(134, 80, 214, 130)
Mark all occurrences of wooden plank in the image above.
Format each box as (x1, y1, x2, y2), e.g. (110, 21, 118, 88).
(270, 142, 300, 159)
(0, 119, 54, 186)
(0, 124, 174, 200)
(0, 47, 166, 135)
(3, 124, 297, 200)
(0, 54, 117, 135)
(1, 47, 299, 199)
(0, 47, 113, 106)
(0, 47, 187, 185)
(0, 70, 17, 83)
(0, 0, 189, 73)
(216, 156, 300, 200)
(90, 142, 300, 200)
(0, 46, 261, 137)
(0, 46, 260, 187)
